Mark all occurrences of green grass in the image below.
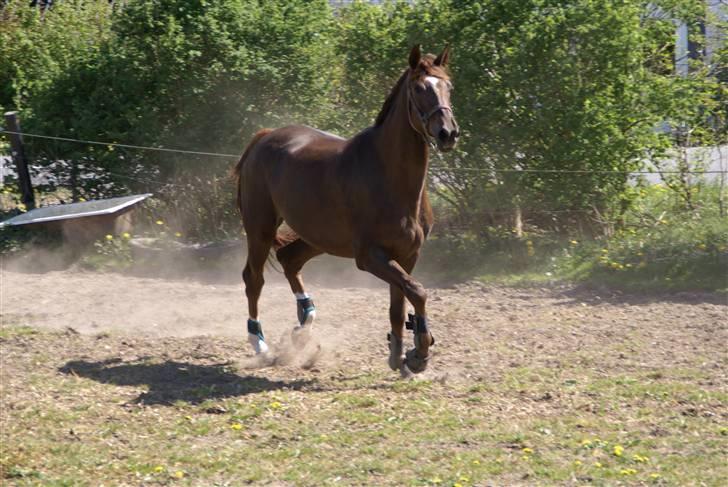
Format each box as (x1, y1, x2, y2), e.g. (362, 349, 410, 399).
(1, 327, 726, 486)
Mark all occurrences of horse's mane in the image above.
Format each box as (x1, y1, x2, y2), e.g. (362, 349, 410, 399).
(374, 54, 451, 127)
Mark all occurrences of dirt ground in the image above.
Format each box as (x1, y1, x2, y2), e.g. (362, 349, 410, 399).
(2, 267, 725, 376)
(1, 266, 726, 485)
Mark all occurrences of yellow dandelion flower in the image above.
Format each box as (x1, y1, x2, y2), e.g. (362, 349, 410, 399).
(79, 197, 86, 202)
(472, 460, 480, 465)
(184, 415, 192, 421)
(155, 219, 164, 225)
(230, 423, 243, 430)
(594, 462, 603, 468)
(522, 447, 534, 454)
(570, 240, 579, 245)
(574, 460, 582, 466)
(521, 455, 529, 461)
(105, 234, 114, 241)
(173, 471, 185, 478)
(650, 473, 661, 479)
(175, 232, 182, 238)
(581, 439, 592, 447)
(430, 477, 442, 484)
(122, 232, 131, 239)
(153, 466, 164, 473)
(269, 401, 283, 410)
(601, 248, 609, 253)
(632, 454, 649, 463)
(620, 468, 637, 475)
(454, 483, 463, 487)
(613, 445, 624, 457)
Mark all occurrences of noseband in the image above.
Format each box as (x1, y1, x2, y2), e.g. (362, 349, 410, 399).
(406, 77, 453, 144)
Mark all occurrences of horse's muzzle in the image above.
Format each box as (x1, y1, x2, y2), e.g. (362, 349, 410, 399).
(436, 128, 459, 151)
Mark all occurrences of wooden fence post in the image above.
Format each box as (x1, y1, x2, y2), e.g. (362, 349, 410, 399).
(3, 111, 36, 210)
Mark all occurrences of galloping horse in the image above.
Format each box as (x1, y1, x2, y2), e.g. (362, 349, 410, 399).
(233, 46, 459, 374)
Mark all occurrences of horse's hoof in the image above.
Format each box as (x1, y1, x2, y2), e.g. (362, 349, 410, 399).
(389, 354, 405, 372)
(404, 348, 430, 374)
(247, 333, 269, 355)
(399, 361, 414, 378)
(387, 333, 404, 371)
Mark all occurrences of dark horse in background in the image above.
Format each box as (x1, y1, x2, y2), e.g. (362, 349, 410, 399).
(233, 46, 459, 375)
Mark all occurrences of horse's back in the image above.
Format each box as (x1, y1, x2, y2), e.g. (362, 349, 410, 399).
(257, 125, 346, 163)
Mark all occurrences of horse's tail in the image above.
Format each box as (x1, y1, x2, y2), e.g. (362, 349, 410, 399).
(232, 128, 273, 215)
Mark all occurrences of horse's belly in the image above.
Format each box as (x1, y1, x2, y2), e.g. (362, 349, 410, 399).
(279, 209, 356, 258)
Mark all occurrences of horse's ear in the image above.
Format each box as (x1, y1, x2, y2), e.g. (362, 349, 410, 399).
(434, 45, 451, 67)
(408, 44, 422, 70)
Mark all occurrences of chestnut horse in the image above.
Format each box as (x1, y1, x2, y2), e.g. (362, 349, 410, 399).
(233, 46, 459, 374)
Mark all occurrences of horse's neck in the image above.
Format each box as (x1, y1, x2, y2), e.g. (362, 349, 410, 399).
(373, 88, 429, 213)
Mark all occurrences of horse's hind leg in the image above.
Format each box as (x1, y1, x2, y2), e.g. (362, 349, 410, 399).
(241, 201, 277, 354)
(276, 239, 323, 344)
(242, 235, 273, 354)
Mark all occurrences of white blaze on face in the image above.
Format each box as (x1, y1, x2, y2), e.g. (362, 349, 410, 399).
(425, 76, 440, 90)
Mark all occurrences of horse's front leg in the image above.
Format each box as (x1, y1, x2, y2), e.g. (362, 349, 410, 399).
(356, 247, 434, 374)
(388, 285, 406, 371)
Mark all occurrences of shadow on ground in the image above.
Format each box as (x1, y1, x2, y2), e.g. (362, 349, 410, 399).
(59, 358, 317, 405)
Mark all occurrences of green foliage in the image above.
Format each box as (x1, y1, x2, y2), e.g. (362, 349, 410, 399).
(436, 0, 722, 227)
(79, 234, 133, 271)
(561, 183, 728, 291)
(1, 0, 725, 282)
(0, 0, 113, 113)
(5, 0, 336, 205)
(421, 183, 728, 291)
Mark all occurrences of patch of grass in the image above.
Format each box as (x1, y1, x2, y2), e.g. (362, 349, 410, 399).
(424, 184, 728, 292)
(0, 324, 38, 339)
(1, 327, 725, 486)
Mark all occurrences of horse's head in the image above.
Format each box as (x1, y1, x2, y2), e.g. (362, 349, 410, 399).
(407, 45, 459, 151)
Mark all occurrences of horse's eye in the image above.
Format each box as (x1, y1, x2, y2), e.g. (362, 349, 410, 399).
(414, 84, 425, 93)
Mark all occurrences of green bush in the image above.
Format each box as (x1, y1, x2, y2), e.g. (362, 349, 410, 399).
(560, 184, 728, 291)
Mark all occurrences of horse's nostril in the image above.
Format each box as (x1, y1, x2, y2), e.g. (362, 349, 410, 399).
(438, 129, 449, 141)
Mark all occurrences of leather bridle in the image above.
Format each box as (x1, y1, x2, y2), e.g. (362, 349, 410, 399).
(406, 75, 453, 145)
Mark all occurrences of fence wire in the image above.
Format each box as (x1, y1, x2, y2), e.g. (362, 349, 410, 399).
(3, 128, 726, 177)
